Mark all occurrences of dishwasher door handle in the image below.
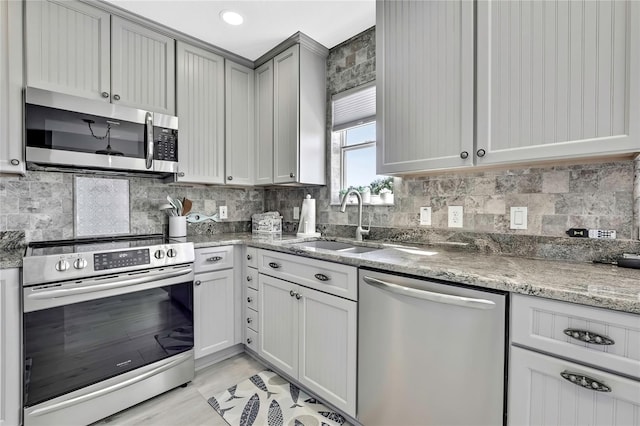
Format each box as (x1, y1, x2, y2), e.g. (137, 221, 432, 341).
(362, 275, 496, 310)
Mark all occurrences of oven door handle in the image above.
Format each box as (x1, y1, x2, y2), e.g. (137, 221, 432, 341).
(27, 267, 193, 300)
(27, 351, 192, 417)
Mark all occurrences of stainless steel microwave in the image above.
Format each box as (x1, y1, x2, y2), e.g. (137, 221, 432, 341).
(25, 87, 178, 176)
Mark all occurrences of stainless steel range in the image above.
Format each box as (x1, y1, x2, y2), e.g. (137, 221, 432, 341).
(22, 234, 195, 426)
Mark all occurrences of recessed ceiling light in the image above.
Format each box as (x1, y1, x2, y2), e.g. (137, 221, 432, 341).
(220, 10, 244, 26)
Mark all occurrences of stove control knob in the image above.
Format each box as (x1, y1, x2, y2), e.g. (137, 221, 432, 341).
(73, 258, 87, 269)
(55, 260, 70, 272)
(154, 250, 165, 259)
(166, 248, 177, 258)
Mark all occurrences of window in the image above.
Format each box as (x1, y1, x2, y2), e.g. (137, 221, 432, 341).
(331, 82, 391, 204)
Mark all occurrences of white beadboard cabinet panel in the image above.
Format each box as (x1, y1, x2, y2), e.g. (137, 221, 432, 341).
(273, 45, 300, 184)
(175, 42, 225, 184)
(111, 17, 175, 115)
(258, 275, 298, 378)
(298, 286, 357, 417)
(477, 0, 640, 165)
(376, 0, 475, 174)
(0, 269, 21, 426)
(225, 61, 255, 185)
(194, 269, 235, 359)
(509, 346, 640, 426)
(25, 0, 110, 101)
(254, 60, 274, 185)
(0, 0, 25, 175)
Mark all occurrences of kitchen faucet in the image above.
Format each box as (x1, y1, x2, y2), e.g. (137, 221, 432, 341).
(339, 189, 370, 241)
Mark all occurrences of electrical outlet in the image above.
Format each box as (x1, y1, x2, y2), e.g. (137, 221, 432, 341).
(448, 206, 463, 228)
(219, 205, 228, 220)
(419, 207, 432, 226)
(510, 207, 528, 230)
(293, 206, 300, 220)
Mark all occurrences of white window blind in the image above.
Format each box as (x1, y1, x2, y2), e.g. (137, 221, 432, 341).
(332, 81, 376, 131)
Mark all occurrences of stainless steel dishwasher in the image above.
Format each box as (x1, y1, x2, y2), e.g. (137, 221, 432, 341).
(358, 269, 507, 426)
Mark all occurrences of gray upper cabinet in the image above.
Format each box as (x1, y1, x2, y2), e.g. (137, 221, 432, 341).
(476, 0, 640, 166)
(271, 42, 327, 185)
(254, 60, 275, 185)
(0, 0, 25, 175)
(175, 41, 225, 184)
(225, 61, 255, 186)
(26, 0, 175, 115)
(376, 0, 475, 174)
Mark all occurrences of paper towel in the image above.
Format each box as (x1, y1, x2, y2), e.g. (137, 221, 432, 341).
(297, 194, 321, 237)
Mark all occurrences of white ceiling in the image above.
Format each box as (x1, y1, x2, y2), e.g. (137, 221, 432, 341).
(103, 0, 376, 61)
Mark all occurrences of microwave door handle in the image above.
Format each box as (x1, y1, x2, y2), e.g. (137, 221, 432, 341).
(145, 112, 153, 169)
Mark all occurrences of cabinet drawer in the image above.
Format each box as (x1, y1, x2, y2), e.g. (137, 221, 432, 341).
(246, 287, 258, 311)
(246, 247, 258, 268)
(246, 308, 258, 332)
(258, 250, 357, 300)
(195, 246, 234, 273)
(512, 294, 640, 379)
(245, 267, 258, 290)
(245, 327, 258, 351)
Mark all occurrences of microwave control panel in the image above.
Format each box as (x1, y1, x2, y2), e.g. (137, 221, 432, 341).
(154, 128, 178, 161)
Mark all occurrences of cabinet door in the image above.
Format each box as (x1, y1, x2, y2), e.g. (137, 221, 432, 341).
(194, 269, 235, 359)
(0, 269, 21, 426)
(377, 0, 474, 174)
(254, 60, 274, 185)
(509, 346, 640, 426)
(298, 286, 357, 417)
(258, 274, 298, 378)
(477, 0, 640, 165)
(111, 17, 176, 115)
(273, 45, 300, 183)
(225, 61, 255, 185)
(25, 0, 111, 101)
(176, 42, 225, 184)
(0, 0, 25, 174)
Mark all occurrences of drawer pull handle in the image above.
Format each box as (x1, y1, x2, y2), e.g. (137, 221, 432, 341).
(314, 273, 330, 281)
(560, 371, 611, 392)
(247, 254, 252, 260)
(269, 262, 280, 269)
(247, 297, 253, 303)
(563, 329, 614, 345)
(247, 318, 252, 324)
(295, 292, 301, 300)
(207, 256, 223, 262)
(246, 275, 252, 282)
(246, 338, 252, 344)
(290, 290, 295, 297)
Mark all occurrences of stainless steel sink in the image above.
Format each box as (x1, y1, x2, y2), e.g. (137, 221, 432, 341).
(291, 240, 380, 254)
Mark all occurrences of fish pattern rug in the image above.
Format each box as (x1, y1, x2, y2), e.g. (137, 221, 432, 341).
(208, 370, 348, 426)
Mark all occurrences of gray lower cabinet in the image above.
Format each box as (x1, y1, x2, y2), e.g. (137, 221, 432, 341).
(25, 0, 175, 115)
(0, 268, 21, 426)
(0, 0, 24, 175)
(175, 41, 225, 184)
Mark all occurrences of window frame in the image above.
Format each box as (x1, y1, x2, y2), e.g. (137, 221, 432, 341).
(339, 125, 377, 191)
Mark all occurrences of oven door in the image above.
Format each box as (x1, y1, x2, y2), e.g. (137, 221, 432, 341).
(23, 265, 194, 408)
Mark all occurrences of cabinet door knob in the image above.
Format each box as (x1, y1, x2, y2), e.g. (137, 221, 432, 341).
(289, 172, 295, 178)
(246, 275, 252, 282)
(10, 159, 20, 166)
(227, 176, 233, 181)
(247, 317, 252, 324)
(295, 292, 301, 300)
(289, 290, 295, 297)
(178, 172, 185, 177)
(247, 297, 253, 303)
(246, 338, 252, 344)
(195, 280, 201, 286)
(247, 254, 252, 260)
(460, 151, 469, 159)
(113, 94, 121, 101)
(269, 262, 280, 269)
(101, 92, 109, 98)
(476, 149, 486, 157)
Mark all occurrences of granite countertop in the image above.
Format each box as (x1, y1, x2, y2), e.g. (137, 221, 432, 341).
(0, 247, 25, 269)
(185, 233, 640, 315)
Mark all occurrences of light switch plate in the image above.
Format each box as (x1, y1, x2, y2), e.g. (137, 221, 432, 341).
(448, 206, 463, 228)
(293, 206, 300, 220)
(219, 205, 228, 220)
(419, 207, 432, 226)
(510, 207, 527, 229)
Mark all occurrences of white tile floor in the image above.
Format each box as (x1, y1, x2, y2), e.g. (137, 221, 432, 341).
(91, 353, 264, 426)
